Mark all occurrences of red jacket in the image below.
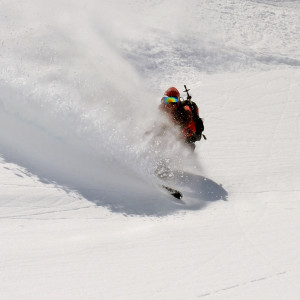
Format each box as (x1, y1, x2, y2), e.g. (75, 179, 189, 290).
(159, 102, 197, 139)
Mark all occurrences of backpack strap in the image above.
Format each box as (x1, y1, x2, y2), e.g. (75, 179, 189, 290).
(182, 100, 198, 119)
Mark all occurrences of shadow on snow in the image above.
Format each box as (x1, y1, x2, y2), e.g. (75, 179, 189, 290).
(0, 151, 228, 217)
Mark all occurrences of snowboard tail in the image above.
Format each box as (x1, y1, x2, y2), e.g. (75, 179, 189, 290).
(162, 185, 183, 200)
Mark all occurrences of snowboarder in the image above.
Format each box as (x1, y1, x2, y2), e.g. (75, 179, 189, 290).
(159, 86, 204, 151)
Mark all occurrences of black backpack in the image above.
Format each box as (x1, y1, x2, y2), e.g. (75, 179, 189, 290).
(182, 100, 204, 140)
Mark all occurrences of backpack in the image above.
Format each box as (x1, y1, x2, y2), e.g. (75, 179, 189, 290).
(182, 100, 204, 140)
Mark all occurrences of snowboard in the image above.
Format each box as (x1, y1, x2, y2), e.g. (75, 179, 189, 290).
(162, 185, 184, 204)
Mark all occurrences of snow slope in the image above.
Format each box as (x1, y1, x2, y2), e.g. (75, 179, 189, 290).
(0, 0, 300, 299)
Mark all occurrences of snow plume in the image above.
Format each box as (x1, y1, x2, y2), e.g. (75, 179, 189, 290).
(2, 0, 298, 214)
(6, 0, 299, 213)
(0, 0, 198, 215)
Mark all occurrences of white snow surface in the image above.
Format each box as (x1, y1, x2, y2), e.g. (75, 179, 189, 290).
(1, 0, 300, 299)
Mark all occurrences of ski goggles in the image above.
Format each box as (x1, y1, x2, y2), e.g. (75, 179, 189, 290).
(162, 96, 179, 105)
